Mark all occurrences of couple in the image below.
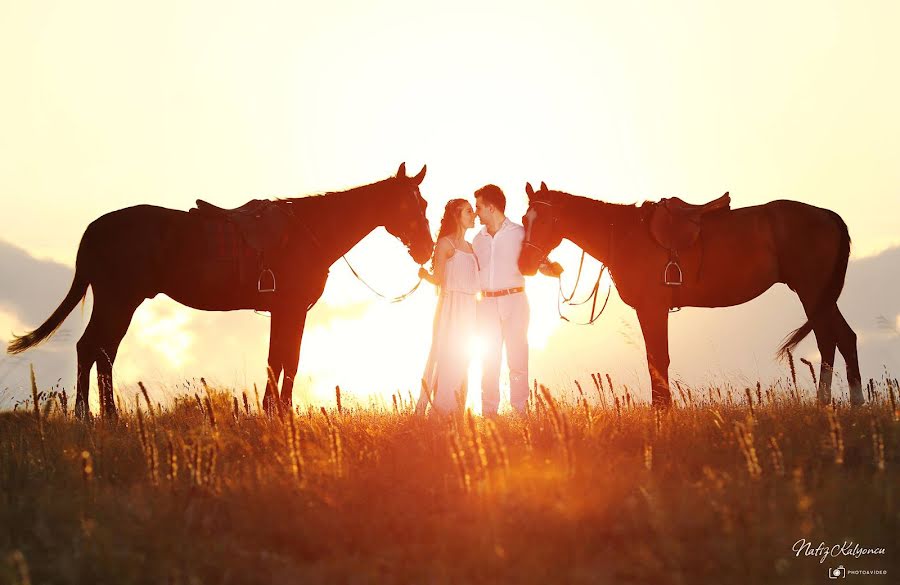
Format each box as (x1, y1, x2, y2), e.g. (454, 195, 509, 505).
(417, 184, 560, 416)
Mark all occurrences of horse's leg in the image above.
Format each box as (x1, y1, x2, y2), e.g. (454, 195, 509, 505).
(278, 311, 308, 412)
(812, 315, 837, 405)
(636, 306, 672, 408)
(262, 315, 284, 415)
(834, 309, 863, 406)
(94, 296, 143, 420)
(75, 315, 101, 419)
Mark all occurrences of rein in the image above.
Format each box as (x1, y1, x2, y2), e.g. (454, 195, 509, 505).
(525, 197, 615, 325)
(296, 188, 426, 304)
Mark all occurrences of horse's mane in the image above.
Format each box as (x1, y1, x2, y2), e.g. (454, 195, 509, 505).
(554, 190, 643, 226)
(280, 176, 393, 206)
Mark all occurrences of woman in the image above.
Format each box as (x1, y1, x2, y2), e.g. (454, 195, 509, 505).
(416, 198, 479, 414)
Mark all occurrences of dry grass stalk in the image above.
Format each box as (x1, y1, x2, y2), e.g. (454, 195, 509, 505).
(253, 384, 262, 414)
(448, 425, 471, 493)
(869, 419, 885, 473)
(521, 425, 533, 456)
(165, 433, 179, 488)
(484, 419, 509, 471)
(465, 409, 489, 484)
(287, 413, 305, 486)
(734, 421, 762, 479)
(676, 381, 687, 408)
(540, 385, 573, 475)
(321, 406, 343, 477)
(888, 378, 898, 420)
(136, 407, 159, 485)
(768, 436, 785, 477)
(204, 396, 218, 432)
(58, 390, 68, 418)
(29, 364, 41, 423)
(574, 380, 592, 427)
(799, 358, 817, 390)
(826, 407, 844, 465)
(786, 349, 798, 398)
(242, 391, 251, 415)
(643, 443, 653, 472)
(335, 385, 343, 415)
(138, 382, 155, 418)
(81, 450, 93, 485)
(7, 550, 32, 585)
(744, 387, 755, 418)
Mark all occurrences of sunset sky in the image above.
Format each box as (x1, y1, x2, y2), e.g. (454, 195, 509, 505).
(1, 1, 898, 410)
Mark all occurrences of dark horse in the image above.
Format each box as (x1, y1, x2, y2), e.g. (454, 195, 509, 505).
(7, 163, 434, 418)
(518, 182, 862, 408)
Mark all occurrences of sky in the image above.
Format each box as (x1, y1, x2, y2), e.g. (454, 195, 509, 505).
(1, 0, 898, 410)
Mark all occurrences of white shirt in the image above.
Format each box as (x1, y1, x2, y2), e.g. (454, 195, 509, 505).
(473, 218, 526, 292)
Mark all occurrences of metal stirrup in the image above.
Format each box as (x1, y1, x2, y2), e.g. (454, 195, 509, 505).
(258, 269, 276, 293)
(664, 261, 683, 286)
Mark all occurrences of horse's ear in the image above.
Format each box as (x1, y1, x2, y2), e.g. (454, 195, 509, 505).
(525, 182, 535, 198)
(540, 181, 548, 192)
(397, 162, 407, 178)
(412, 165, 427, 184)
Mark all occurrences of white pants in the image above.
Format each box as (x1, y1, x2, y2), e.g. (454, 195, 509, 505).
(477, 293, 529, 415)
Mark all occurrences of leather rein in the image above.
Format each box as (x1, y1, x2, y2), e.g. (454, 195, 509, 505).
(523, 199, 613, 325)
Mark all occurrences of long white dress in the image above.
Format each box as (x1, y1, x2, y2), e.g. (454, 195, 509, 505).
(419, 241, 480, 414)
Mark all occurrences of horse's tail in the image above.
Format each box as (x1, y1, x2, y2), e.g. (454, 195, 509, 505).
(777, 213, 851, 359)
(7, 236, 93, 355)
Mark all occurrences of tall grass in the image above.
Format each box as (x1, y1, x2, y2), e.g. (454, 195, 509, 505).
(0, 375, 897, 584)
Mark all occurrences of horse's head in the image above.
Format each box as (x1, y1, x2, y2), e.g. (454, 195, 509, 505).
(519, 181, 563, 276)
(384, 162, 434, 265)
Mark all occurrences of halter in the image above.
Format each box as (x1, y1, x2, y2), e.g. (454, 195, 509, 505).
(339, 181, 429, 303)
(522, 200, 558, 261)
(291, 182, 429, 305)
(524, 197, 614, 326)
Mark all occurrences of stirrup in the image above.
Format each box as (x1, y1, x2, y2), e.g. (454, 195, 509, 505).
(664, 261, 683, 286)
(258, 269, 276, 293)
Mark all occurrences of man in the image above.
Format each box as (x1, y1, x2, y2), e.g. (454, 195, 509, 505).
(473, 184, 561, 416)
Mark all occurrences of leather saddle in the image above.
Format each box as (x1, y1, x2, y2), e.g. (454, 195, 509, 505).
(191, 198, 290, 256)
(648, 192, 730, 289)
(649, 192, 730, 251)
(190, 198, 292, 292)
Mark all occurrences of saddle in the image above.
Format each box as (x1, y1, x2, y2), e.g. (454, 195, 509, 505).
(190, 198, 291, 292)
(648, 192, 730, 287)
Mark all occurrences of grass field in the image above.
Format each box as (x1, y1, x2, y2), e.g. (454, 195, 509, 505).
(1, 373, 897, 584)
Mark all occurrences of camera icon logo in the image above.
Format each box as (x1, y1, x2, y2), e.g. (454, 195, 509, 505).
(828, 565, 846, 579)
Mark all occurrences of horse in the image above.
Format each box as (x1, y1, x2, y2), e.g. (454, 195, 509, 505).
(517, 182, 862, 408)
(7, 163, 434, 418)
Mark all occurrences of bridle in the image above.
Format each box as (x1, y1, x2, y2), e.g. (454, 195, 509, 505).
(338, 181, 430, 303)
(286, 182, 430, 305)
(522, 199, 558, 261)
(524, 196, 613, 326)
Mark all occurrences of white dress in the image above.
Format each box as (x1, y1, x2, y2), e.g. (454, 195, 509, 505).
(419, 240, 480, 413)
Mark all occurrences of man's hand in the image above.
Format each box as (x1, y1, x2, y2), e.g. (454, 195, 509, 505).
(538, 261, 564, 278)
(418, 266, 431, 280)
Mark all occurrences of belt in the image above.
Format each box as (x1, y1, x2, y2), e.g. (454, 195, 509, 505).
(481, 287, 525, 298)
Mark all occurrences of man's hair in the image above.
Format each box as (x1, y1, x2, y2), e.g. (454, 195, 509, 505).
(474, 184, 506, 213)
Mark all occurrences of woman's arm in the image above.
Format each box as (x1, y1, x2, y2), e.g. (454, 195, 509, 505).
(418, 238, 454, 286)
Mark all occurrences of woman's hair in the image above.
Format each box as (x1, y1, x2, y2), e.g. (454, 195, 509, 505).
(430, 198, 470, 270)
